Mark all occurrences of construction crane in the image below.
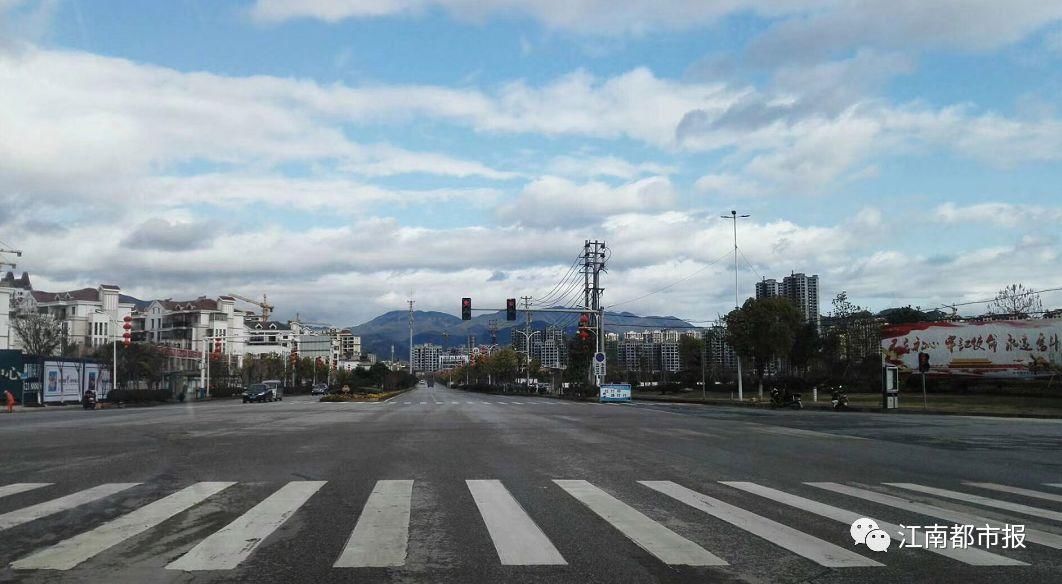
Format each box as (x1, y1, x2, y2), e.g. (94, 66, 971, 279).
(0, 247, 21, 270)
(229, 293, 274, 322)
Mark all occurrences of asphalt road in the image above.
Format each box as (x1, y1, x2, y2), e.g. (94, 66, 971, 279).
(0, 384, 1060, 583)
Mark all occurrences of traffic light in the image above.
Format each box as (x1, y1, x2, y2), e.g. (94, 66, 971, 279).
(918, 352, 930, 373)
(506, 298, 516, 321)
(461, 297, 472, 321)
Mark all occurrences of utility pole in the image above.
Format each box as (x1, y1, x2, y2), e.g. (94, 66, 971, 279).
(407, 298, 415, 375)
(488, 319, 498, 348)
(584, 240, 606, 386)
(721, 210, 749, 400)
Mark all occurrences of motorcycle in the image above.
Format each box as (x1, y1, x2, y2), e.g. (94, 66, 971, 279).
(770, 388, 803, 409)
(83, 390, 97, 410)
(831, 388, 849, 411)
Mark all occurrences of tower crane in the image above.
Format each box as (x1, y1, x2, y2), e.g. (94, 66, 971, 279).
(228, 293, 274, 322)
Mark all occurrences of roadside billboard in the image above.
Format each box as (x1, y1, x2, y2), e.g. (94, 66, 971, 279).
(600, 383, 632, 402)
(40, 359, 112, 404)
(0, 350, 24, 402)
(882, 320, 1062, 379)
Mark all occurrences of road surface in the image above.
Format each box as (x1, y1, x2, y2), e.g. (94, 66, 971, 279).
(0, 385, 1060, 583)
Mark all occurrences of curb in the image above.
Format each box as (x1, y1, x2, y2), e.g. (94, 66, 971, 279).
(630, 395, 1062, 419)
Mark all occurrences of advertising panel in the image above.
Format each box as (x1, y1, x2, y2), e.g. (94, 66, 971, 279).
(882, 320, 1062, 379)
(0, 350, 24, 402)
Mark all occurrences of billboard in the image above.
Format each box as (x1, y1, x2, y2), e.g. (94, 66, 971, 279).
(40, 360, 112, 403)
(882, 320, 1062, 379)
(600, 383, 632, 402)
(0, 350, 24, 402)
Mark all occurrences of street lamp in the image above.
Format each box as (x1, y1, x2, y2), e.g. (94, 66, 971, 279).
(94, 310, 129, 396)
(720, 210, 749, 401)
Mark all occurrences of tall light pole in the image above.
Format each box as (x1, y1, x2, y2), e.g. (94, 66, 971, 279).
(94, 310, 119, 397)
(721, 210, 749, 401)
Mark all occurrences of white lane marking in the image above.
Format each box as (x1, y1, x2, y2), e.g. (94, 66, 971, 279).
(963, 482, 1062, 504)
(334, 480, 412, 568)
(452, 401, 460, 404)
(480, 401, 491, 404)
(510, 402, 523, 405)
(467, 480, 566, 565)
(672, 429, 721, 439)
(465, 401, 475, 404)
(554, 480, 726, 566)
(722, 482, 1025, 566)
(403, 402, 411, 405)
(887, 483, 1062, 523)
(0, 484, 51, 499)
(807, 482, 1062, 550)
(495, 401, 508, 405)
(641, 481, 879, 567)
(1048, 484, 1062, 489)
(0, 483, 140, 531)
(419, 401, 427, 405)
(167, 481, 326, 571)
(13, 482, 235, 570)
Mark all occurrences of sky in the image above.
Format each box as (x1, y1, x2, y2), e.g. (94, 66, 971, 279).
(2, 0, 1062, 326)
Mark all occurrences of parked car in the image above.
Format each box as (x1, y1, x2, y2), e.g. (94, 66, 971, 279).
(311, 383, 329, 395)
(242, 383, 276, 403)
(261, 379, 283, 400)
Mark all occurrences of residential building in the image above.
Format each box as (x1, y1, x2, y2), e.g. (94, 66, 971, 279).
(244, 320, 298, 356)
(438, 354, 468, 371)
(660, 340, 680, 373)
(412, 343, 441, 372)
(1, 272, 32, 310)
(0, 287, 10, 350)
(27, 285, 135, 353)
(136, 296, 247, 373)
(756, 272, 821, 331)
(706, 325, 737, 373)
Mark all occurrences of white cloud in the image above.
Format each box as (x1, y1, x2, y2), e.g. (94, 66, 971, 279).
(694, 173, 762, 198)
(497, 175, 677, 227)
(934, 202, 1062, 227)
(545, 154, 674, 180)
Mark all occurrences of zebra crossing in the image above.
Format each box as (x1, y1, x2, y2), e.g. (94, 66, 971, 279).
(1, 478, 1059, 574)
(313, 398, 595, 407)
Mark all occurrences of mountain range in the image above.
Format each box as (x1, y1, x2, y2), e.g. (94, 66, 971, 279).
(348, 309, 695, 360)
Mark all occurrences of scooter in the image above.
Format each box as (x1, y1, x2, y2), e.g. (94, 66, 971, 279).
(82, 391, 97, 410)
(831, 388, 849, 411)
(770, 388, 803, 409)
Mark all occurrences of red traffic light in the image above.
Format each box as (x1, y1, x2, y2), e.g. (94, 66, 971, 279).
(461, 297, 472, 321)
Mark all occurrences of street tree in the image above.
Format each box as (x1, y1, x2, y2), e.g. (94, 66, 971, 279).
(11, 313, 63, 357)
(988, 283, 1043, 317)
(788, 322, 820, 376)
(677, 335, 704, 386)
(489, 348, 519, 384)
(725, 297, 802, 395)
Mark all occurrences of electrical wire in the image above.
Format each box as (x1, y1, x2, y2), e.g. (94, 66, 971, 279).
(532, 252, 584, 306)
(940, 286, 1062, 310)
(737, 247, 765, 282)
(604, 248, 733, 309)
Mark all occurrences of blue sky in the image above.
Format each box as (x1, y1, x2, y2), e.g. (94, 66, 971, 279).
(2, 0, 1062, 325)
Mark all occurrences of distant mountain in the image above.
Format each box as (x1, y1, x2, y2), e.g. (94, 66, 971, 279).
(350, 309, 695, 360)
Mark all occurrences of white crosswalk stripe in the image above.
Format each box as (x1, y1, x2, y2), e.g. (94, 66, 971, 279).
(0, 483, 140, 531)
(641, 481, 880, 567)
(167, 481, 326, 571)
(887, 483, 1062, 523)
(722, 481, 1025, 566)
(554, 479, 727, 566)
(0, 483, 51, 499)
(12, 482, 235, 570)
(335, 480, 412, 568)
(468, 480, 566, 565)
(807, 482, 1062, 550)
(963, 482, 1062, 504)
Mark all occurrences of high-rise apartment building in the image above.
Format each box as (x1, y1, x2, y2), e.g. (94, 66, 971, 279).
(756, 272, 821, 331)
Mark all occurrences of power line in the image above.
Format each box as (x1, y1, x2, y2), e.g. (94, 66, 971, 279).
(604, 248, 733, 309)
(941, 286, 1062, 310)
(532, 252, 584, 306)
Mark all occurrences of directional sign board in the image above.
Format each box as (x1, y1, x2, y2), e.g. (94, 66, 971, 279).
(599, 383, 631, 403)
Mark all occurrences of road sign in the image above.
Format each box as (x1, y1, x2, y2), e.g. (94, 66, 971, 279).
(593, 352, 606, 377)
(600, 383, 631, 402)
